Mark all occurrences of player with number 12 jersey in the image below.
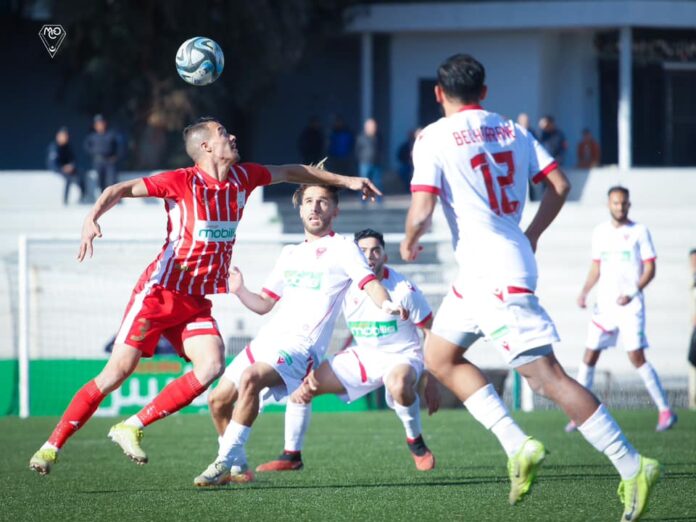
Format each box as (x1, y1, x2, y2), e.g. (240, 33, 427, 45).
(411, 105, 557, 290)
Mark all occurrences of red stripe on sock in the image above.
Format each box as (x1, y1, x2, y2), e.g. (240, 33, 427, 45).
(137, 372, 206, 427)
(48, 380, 106, 449)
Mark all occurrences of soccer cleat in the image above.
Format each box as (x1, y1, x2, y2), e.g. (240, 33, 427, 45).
(194, 461, 255, 487)
(29, 448, 58, 476)
(655, 410, 677, 432)
(108, 422, 148, 464)
(507, 437, 546, 505)
(407, 435, 436, 471)
(256, 451, 304, 472)
(564, 420, 578, 433)
(617, 456, 660, 521)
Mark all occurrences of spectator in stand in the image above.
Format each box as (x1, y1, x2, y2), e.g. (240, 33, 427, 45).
(577, 128, 601, 168)
(538, 115, 567, 166)
(297, 116, 325, 165)
(396, 128, 421, 192)
(356, 118, 383, 202)
(47, 126, 85, 205)
(517, 113, 536, 139)
(327, 115, 355, 176)
(84, 114, 123, 193)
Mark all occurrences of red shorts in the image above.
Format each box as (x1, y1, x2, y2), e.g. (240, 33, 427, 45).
(115, 283, 221, 359)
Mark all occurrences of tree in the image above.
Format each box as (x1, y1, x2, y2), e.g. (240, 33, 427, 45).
(53, 0, 361, 168)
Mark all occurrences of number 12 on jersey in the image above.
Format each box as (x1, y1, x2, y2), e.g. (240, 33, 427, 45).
(470, 151, 519, 216)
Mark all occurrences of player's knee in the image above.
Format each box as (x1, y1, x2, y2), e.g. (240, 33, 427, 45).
(196, 356, 225, 386)
(238, 368, 263, 396)
(424, 352, 449, 379)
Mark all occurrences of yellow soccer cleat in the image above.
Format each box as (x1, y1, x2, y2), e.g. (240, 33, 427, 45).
(617, 456, 661, 521)
(108, 422, 148, 464)
(29, 448, 58, 476)
(507, 437, 546, 505)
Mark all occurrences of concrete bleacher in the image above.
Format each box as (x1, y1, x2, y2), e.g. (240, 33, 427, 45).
(2, 168, 695, 385)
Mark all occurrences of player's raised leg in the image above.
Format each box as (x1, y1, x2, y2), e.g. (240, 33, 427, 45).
(385, 364, 435, 471)
(110, 334, 224, 465)
(425, 332, 543, 504)
(517, 352, 661, 521)
(29, 344, 142, 475)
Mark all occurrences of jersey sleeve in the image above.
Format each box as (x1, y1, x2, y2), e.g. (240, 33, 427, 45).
(261, 245, 292, 301)
(338, 239, 376, 289)
(236, 163, 272, 192)
(525, 129, 558, 184)
(410, 129, 443, 195)
(142, 169, 187, 200)
(401, 281, 433, 328)
(638, 226, 657, 262)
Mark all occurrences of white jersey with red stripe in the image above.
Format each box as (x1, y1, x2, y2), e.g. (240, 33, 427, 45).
(411, 105, 557, 289)
(138, 163, 271, 296)
(256, 232, 375, 360)
(591, 220, 657, 306)
(342, 266, 432, 355)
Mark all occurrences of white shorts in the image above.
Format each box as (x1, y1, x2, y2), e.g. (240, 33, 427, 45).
(222, 339, 317, 402)
(329, 346, 424, 408)
(431, 282, 559, 366)
(586, 301, 648, 352)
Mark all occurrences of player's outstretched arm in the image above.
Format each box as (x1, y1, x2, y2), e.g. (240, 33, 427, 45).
(77, 179, 149, 261)
(401, 192, 437, 261)
(265, 164, 382, 201)
(524, 169, 571, 252)
(577, 261, 600, 308)
(362, 279, 408, 320)
(229, 266, 276, 315)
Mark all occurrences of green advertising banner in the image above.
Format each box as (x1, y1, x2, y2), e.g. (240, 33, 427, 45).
(1, 357, 372, 417)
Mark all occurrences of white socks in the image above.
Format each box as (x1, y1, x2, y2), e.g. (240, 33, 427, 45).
(393, 396, 422, 440)
(217, 420, 250, 467)
(284, 401, 312, 452)
(576, 363, 595, 390)
(464, 384, 527, 457)
(578, 404, 640, 479)
(125, 415, 144, 429)
(637, 362, 670, 411)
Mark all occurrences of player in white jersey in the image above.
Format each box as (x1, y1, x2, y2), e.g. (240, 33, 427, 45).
(566, 186, 676, 433)
(400, 54, 660, 520)
(193, 186, 407, 486)
(249, 228, 439, 473)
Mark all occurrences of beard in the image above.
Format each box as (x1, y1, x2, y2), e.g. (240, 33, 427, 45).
(302, 214, 331, 235)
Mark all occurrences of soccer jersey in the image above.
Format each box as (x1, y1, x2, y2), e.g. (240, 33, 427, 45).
(411, 105, 557, 288)
(138, 163, 271, 295)
(256, 232, 376, 359)
(591, 221, 656, 305)
(343, 266, 432, 354)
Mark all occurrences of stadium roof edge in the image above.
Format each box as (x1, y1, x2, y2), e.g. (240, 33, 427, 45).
(346, 1, 696, 32)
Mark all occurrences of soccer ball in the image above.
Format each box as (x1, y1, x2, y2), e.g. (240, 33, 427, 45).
(175, 37, 224, 86)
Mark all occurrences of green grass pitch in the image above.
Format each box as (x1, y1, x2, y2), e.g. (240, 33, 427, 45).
(2, 409, 694, 521)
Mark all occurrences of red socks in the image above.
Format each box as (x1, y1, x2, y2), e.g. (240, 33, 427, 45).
(137, 372, 206, 427)
(48, 380, 106, 448)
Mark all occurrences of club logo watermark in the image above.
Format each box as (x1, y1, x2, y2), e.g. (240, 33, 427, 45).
(39, 24, 66, 58)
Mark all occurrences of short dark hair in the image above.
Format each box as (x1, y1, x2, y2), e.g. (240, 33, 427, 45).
(292, 184, 340, 208)
(607, 185, 629, 198)
(182, 116, 221, 161)
(437, 54, 486, 104)
(354, 228, 385, 248)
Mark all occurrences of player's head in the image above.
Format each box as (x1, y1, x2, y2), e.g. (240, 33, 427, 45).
(294, 184, 340, 237)
(435, 54, 487, 105)
(607, 185, 630, 223)
(183, 117, 239, 164)
(354, 228, 387, 276)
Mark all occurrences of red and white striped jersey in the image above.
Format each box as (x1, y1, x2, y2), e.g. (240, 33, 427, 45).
(411, 105, 557, 289)
(137, 163, 271, 295)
